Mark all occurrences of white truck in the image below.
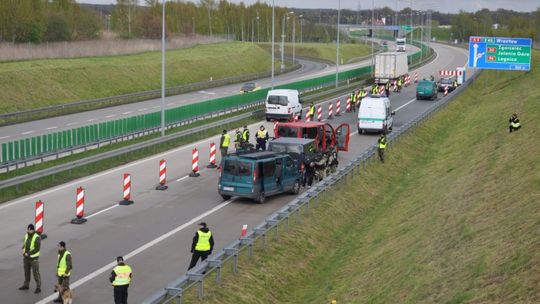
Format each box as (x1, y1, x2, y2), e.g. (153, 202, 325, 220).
(374, 52, 409, 84)
(396, 38, 406, 52)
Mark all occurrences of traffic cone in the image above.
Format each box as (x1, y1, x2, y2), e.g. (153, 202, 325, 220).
(317, 105, 322, 121)
(327, 102, 333, 120)
(119, 173, 134, 205)
(335, 99, 341, 116)
(241, 224, 247, 237)
(189, 149, 200, 177)
(156, 159, 168, 190)
(35, 200, 47, 239)
(444, 86, 449, 96)
(207, 144, 218, 169)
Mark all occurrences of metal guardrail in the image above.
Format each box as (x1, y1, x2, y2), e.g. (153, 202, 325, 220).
(0, 64, 300, 122)
(144, 66, 482, 304)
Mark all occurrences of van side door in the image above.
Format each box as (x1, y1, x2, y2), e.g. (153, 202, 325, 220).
(262, 160, 278, 195)
(282, 156, 298, 190)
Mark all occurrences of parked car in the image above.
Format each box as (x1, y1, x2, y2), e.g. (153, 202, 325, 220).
(218, 151, 302, 203)
(240, 82, 260, 93)
(416, 79, 438, 100)
(437, 76, 457, 92)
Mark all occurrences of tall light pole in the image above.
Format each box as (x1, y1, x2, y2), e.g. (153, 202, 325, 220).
(256, 15, 260, 43)
(299, 15, 304, 44)
(291, 12, 296, 65)
(335, 0, 341, 88)
(271, 0, 275, 88)
(371, 0, 375, 77)
(280, 14, 287, 71)
(161, 0, 166, 137)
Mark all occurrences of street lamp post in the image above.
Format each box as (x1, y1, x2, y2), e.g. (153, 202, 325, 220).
(280, 14, 287, 71)
(257, 15, 260, 43)
(271, 0, 275, 88)
(290, 12, 296, 65)
(336, 0, 341, 88)
(161, 0, 166, 137)
(299, 15, 304, 44)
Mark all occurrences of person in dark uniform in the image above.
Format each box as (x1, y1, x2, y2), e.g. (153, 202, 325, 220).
(509, 113, 521, 133)
(110, 256, 132, 304)
(19, 224, 41, 294)
(188, 222, 214, 270)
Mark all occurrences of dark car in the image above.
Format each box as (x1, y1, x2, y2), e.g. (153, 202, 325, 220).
(267, 137, 316, 169)
(240, 82, 259, 93)
(437, 76, 457, 92)
(416, 80, 438, 100)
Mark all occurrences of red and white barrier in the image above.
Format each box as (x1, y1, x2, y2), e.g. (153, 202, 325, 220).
(189, 148, 200, 177)
(71, 187, 87, 224)
(155, 159, 169, 190)
(444, 86, 449, 96)
(336, 99, 341, 116)
(119, 173, 134, 205)
(35, 200, 47, 239)
(207, 144, 217, 168)
(317, 105, 322, 121)
(346, 97, 351, 112)
(439, 70, 463, 76)
(293, 114, 299, 122)
(241, 224, 247, 237)
(405, 75, 411, 86)
(414, 72, 418, 83)
(379, 86, 385, 95)
(328, 103, 333, 119)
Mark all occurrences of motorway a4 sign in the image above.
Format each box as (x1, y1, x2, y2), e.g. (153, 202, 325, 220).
(468, 36, 532, 71)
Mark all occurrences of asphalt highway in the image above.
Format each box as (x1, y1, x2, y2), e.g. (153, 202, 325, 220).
(0, 40, 415, 143)
(0, 43, 470, 304)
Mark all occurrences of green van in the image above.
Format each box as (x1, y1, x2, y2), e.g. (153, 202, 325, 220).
(218, 151, 302, 203)
(416, 79, 438, 100)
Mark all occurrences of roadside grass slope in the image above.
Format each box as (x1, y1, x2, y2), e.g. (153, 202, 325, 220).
(0, 42, 276, 113)
(183, 53, 540, 303)
(258, 42, 372, 63)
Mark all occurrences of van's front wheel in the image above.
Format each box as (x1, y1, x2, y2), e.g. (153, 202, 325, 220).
(256, 192, 265, 204)
(221, 195, 231, 200)
(291, 180, 300, 194)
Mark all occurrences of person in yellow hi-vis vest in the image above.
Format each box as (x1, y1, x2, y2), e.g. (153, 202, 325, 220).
(188, 222, 214, 270)
(19, 224, 41, 294)
(110, 256, 132, 304)
(377, 133, 387, 163)
(220, 129, 231, 157)
(53, 241, 72, 303)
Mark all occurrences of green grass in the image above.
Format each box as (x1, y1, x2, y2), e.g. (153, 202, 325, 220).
(182, 53, 540, 303)
(0, 42, 279, 114)
(258, 42, 372, 64)
(432, 27, 452, 42)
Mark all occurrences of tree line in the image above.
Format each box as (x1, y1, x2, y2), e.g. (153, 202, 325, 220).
(0, 0, 101, 43)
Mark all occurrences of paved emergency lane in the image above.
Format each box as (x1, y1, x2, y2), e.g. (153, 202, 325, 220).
(0, 40, 414, 143)
(0, 43, 468, 304)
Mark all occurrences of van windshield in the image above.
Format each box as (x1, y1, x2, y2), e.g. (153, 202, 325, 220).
(267, 95, 288, 106)
(277, 126, 298, 137)
(223, 160, 252, 176)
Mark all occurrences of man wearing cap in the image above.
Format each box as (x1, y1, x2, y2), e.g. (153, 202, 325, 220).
(110, 256, 132, 304)
(53, 241, 72, 303)
(19, 224, 42, 293)
(188, 222, 214, 270)
(256, 125, 269, 151)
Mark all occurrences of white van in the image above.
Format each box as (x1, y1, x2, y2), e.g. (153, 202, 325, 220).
(265, 89, 302, 121)
(358, 95, 395, 134)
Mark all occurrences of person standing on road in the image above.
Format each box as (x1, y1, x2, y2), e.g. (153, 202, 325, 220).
(242, 125, 250, 143)
(256, 125, 269, 151)
(110, 256, 132, 304)
(350, 91, 357, 112)
(234, 129, 242, 151)
(378, 133, 387, 163)
(308, 102, 316, 120)
(188, 222, 214, 270)
(220, 130, 230, 157)
(509, 113, 521, 133)
(19, 224, 42, 294)
(53, 241, 72, 303)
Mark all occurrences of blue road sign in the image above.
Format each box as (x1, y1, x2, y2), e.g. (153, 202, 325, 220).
(468, 36, 532, 71)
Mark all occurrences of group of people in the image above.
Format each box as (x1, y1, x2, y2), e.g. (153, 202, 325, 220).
(20, 224, 132, 304)
(219, 125, 270, 157)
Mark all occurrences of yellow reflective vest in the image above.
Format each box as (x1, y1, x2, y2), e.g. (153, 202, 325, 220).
(378, 137, 386, 149)
(195, 230, 212, 251)
(222, 134, 230, 148)
(112, 264, 132, 286)
(23, 233, 40, 259)
(309, 105, 315, 116)
(57, 250, 71, 277)
(257, 129, 268, 139)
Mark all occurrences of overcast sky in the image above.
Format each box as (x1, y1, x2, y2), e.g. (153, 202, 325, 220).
(80, 0, 539, 14)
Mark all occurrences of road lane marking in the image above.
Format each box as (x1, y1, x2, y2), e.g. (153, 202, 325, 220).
(167, 103, 174, 106)
(138, 108, 148, 112)
(105, 115, 116, 118)
(394, 98, 417, 112)
(86, 119, 97, 122)
(21, 131, 35, 135)
(46, 126, 57, 130)
(66, 122, 79, 126)
(122, 111, 132, 115)
(175, 175, 189, 182)
(0, 135, 10, 140)
(86, 204, 119, 219)
(152, 106, 161, 109)
(34, 199, 234, 304)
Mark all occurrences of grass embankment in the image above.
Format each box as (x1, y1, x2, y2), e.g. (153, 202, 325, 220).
(0, 42, 278, 114)
(432, 26, 452, 42)
(258, 42, 372, 64)
(184, 54, 540, 303)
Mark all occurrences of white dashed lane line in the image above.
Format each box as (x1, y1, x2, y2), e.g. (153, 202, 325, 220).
(46, 126, 57, 130)
(21, 131, 35, 135)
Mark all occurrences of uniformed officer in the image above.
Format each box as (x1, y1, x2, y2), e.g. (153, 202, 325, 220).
(256, 125, 269, 151)
(188, 222, 214, 270)
(378, 133, 387, 163)
(53, 241, 72, 303)
(242, 125, 250, 143)
(308, 102, 316, 119)
(509, 113, 521, 133)
(110, 256, 132, 304)
(220, 130, 230, 157)
(19, 224, 41, 294)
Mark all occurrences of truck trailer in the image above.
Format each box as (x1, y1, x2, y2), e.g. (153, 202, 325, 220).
(374, 52, 409, 84)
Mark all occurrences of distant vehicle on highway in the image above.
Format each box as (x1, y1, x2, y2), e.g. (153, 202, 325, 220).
(437, 76, 457, 92)
(358, 95, 394, 134)
(218, 151, 301, 203)
(374, 52, 409, 86)
(240, 82, 260, 93)
(396, 38, 406, 52)
(416, 79, 438, 100)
